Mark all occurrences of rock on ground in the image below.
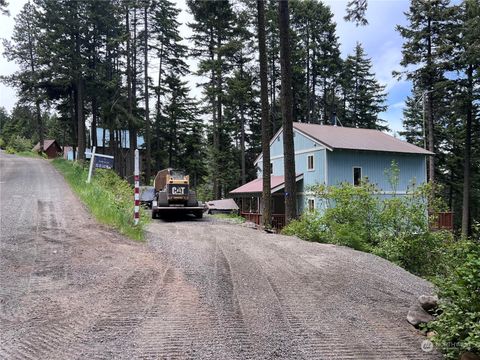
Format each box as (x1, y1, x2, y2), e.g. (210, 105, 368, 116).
(407, 304, 435, 327)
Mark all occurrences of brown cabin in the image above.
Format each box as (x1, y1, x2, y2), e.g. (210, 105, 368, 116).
(33, 139, 62, 159)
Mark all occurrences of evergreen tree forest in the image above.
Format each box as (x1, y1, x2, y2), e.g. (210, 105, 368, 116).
(0, 0, 478, 233)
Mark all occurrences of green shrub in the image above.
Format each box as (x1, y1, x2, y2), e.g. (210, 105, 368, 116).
(373, 230, 452, 277)
(429, 239, 480, 359)
(52, 159, 148, 241)
(283, 164, 451, 276)
(7, 135, 33, 153)
(282, 211, 325, 243)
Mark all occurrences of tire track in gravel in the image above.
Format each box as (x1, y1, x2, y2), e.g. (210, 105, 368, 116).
(137, 223, 257, 359)
(204, 224, 439, 360)
(1, 154, 174, 360)
(0, 199, 86, 360)
(213, 239, 255, 357)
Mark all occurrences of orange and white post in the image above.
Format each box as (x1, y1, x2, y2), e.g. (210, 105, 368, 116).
(134, 149, 140, 226)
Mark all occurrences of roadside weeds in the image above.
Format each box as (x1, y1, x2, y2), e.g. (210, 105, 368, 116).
(52, 158, 148, 241)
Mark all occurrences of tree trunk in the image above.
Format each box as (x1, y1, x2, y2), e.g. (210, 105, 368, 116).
(76, 77, 85, 161)
(216, 35, 223, 198)
(323, 77, 327, 124)
(156, 43, 163, 116)
(155, 44, 163, 171)
(130, 5, 138, 174)
(278, 0, 297, 223)
(239, 60, 246, 185)
(211, 63, 219, 198)
(144, 4, 151, 183)
(91, 97, 97, 147)
(312, 50, 317, 123)
(35, 99, 43, 152)
(426, 16, 435, 183)
(210, 27, 220, 199)
(461, 64, 473, 236)
(70, 89, 76, 159)
(74, 2, 85, 162)
(26, 16, 43, 152)
(257, 0, 272, 229)
(126, 4, 135, 176)
(306, 21, 310, 124)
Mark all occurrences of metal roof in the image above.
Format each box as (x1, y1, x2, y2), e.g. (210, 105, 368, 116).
(206, 199, 239, 211)
(230, 174, 303, 194)
(292, 123, 433, 155)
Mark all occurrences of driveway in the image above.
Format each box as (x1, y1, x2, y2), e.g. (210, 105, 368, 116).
(0, 152, 439, 359)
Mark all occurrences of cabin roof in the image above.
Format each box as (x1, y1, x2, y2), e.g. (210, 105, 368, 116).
(292, 123, 433, 155)
(230, 174, 303, 194)
(33, 139, 61, 152)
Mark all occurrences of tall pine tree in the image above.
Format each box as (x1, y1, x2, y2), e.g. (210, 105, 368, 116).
(341, 43, 388, 130)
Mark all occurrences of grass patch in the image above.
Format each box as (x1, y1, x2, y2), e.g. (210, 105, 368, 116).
(52, 158, 148, 241)
(6, 149, 46, 158)
(211, 213, 245, 224)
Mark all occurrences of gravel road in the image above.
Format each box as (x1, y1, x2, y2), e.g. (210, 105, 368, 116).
(0, 152, 440, 359)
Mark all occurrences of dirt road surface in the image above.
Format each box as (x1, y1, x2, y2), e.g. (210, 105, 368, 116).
(0, 152, 440, 359)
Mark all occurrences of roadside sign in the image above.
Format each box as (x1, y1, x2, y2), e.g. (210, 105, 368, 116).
(86, 146, 114, 183)
(94, 154, 114, 169)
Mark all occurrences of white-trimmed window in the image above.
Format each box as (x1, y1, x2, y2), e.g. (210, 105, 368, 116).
(353, 166, 362, 186)
(307, 198, 315, 211)
(307, 154, 314, 171)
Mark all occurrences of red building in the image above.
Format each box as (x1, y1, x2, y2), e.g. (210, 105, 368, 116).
(32, 139, 62, 159)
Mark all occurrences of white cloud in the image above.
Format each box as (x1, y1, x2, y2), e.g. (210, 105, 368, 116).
(372, 42, 405, 92)
(391, 101, 405, 109)
(0, 0, 25, 111)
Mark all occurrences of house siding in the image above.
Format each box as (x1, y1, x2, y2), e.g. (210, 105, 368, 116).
(327, 150, 427, 192)
(257, 129, 326, 185)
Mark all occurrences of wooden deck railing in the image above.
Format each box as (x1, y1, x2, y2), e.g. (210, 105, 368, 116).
(240, 212, 286, 231)
(241, 212, 262, 226)
(241, 211, 454, 232)
(430, 212, 454, 231)
(272, 214, 286, 230)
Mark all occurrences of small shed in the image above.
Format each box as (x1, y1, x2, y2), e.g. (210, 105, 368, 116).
(33, 139, 62, 159)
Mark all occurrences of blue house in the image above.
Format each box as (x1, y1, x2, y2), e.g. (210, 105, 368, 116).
(230, 123, 432, 221)
(93, 128, 145, 149)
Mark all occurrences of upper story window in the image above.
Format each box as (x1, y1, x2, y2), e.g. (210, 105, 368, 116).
(307, 154, 314, 171)
(353, 167, 362, 186)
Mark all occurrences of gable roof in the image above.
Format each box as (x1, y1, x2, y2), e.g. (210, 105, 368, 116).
(33, 139, 61, 152)
(292, 123, 433, 155)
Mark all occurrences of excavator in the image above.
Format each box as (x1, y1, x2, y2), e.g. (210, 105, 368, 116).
(151, 168, 204, 219)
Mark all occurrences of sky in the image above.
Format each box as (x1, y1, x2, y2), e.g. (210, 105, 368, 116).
(0, 0, 413, 135)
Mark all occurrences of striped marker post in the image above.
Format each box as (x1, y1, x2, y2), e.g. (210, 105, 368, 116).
(134, 149, 140, 226)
